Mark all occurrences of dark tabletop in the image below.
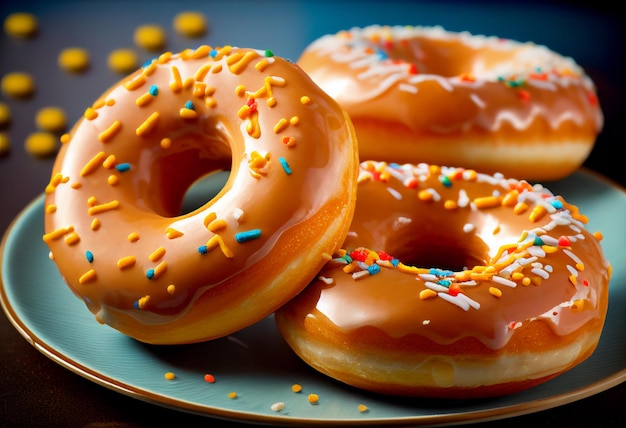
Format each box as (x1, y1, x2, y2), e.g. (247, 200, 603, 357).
(1, 1, 624, 426)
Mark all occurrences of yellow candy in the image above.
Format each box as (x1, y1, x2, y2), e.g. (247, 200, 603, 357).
(134, 24, 167, 51)
(35, 107, 67, 133)
(4, 12, 38, 38)
(58, 47, 90, 73)
(173, 11, 207, 38)
(0, 102, 11, 128)
(107, 49, 138, 74)
(1, 72, 35, 98)
(24, 132, 58, 157)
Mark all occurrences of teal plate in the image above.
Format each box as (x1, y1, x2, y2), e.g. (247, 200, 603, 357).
(1, 169, 625, 426)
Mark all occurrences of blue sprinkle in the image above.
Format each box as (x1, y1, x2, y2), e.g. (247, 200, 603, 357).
(376, 50, 388, 60)
(85, 250, 94, 263)
(430, 268, 453, 277)
(235, 229, 261, 243)
(198, 245, 208, 255)
(439, 175, 452, 188)
(149, 85, 159, 96)
(116, 163, 131, 173)
(142, 58, 155, 68)
(390, 258, 400, 267)
(133, 300, 140, 309)
(279, 157, 292, 175)
(437, 280, 451, 287)
(146, 269, 155, 280)
(209, 49, 218, 58)
(185, 100, 194, 110)
(533, 237, 545, 246)
(367, 264, 380, 275)
(550, 199, 563, 210)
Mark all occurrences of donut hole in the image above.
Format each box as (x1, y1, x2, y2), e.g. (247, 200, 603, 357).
(181, 170, 230, 214)
(387, 232, 489, 272)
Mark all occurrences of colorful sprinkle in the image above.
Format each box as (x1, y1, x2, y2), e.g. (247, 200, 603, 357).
(235, 229, 261, 243)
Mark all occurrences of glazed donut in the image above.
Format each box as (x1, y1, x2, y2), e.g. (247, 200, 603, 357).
(43, 46, 359, 345)
(297, 25, 603, 181)
(276, 161, 611, 398)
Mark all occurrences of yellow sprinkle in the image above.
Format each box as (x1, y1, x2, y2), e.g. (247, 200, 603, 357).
(108, 49, 138, 74)
(473, 196, 501, 209)
(60, 133, 71, 144)
(417, 189, 434, 201)
(529, 205, 548, 222)
(133, 24, 166, 51)
(205, 97, 217, 109)
(98, 120, 122, 143)
(291, 383, 303, 393)
(149, 247, 166, 262)
(173, 11, 207, 38)
(226, 50, 258, 75)
(206, 235, 234, 258)
(179, 108, 198, 119)
(84, 107, 98, 120)
(300, 96, 312, 105)
(88, 200, 120, 215)
(80, 151, 107, 177)
(164, 372, 176, 380)
(444, 200, 457, 210)
(169, 65, 183, 92)
(358, 404, 369, 413)
(64, 232, 80, 246)
(289, 116, 299, 125)
(134, 295, 149, 309)
(90, 218, 101, 231)
(135, 91, 154, 107)
(419, 289, 438, 300)
(228, 391, 237, 399)
(43, 226, 75, 243)
(1, 72, 35, 98)
(569, 275, 578, 286)
(576, 262, 585, 271)
(151, 261, 168, 280)
(501, 190, 519, 207)
(542, 245, 559, 254)
(79, 269, 97, 284)
(273, 118, 288, 134)
(107, 175, 119, 186)
(123, 74, 146, 91)
(142, 61, 157, 77)
(203, 212, 217, 228)
(570, 299, 586, 312)
(488, 286, 502, 297)
(58, 47, 90, 73)
(207, 218, 228, 232)
(522, 277, 532, 286)
(160, 138, 172, 149)
(166, 227, 184, 239)
(210, 64, 223, 74)
(511, 272, 524, 281)
(235, 85, 246, 97)
(192, 81, 206, 98)
(183, 77, 194, 90)
(167, 285, 176, 295)
(117, 256, 136, 270)
(593, 231, 603, 241)
(136, 112, 160, 137)
(255, 59, 270, 72)
(513, 202, 529, 215)
(102, 154, 117, 169)
(307, 393, 319, 405)
(4, 12, 38, 38)
(45, 204, 57, 214)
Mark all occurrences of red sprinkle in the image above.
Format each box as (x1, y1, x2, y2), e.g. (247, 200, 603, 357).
(204, 374, 215, 383)
(448, 283, 461, 296)
(558, 236, 571, 247)
(378, 251, 393, 261)
(350, 249, 370, 262)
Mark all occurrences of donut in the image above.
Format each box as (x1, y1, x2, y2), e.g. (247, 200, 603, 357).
(42, 46, 359, 345)
(275, 161, 611, 398)
(297, 25, 603, 181)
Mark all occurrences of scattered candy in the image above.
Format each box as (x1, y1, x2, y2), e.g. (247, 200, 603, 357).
(173, 11, 207, 38)
(58, 47, 90, 73)
(107, 48, 139, 74)
(134, 24, 167, 51)
(1, 72, 35, 98)
(3, 12, 38, 38)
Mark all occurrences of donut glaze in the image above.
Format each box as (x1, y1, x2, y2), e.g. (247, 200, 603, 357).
(43, 46, 358, 344)
(297, 25, 603, 181)
(276, 161, 611, 397)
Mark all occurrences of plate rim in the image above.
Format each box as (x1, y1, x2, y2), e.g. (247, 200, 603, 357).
(2, 168, 626, 426)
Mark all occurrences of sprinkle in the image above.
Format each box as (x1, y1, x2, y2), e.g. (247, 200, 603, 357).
(128, 232, 140, 242)
(90, 218, 101, 231)
(43, 226, 74, 243)
(473, 196, 501, 209)
(98, 120, 122, 143)
(117, 256, 136, 270)
(164, 372, 176, 380)
(206, 235, 234, 258)
(270, 402, 285, 412)
(529, 205, 548, 222)
(203, 373, 215, 383)
(358, 404, 369, 413)
(88, 200, 120, 215)
(489, 287, 502, 297)
(308, 393, 319, 405)
(166, 227, 184, 239)
(115, 163, 131, 172)
(63, 232, 80, 246)
(279, 157, 292, 174)
(235, 229, 261, 243)
(136, 111, 160, 137)
(79, 269, 97, 284)
(80, 151, 107, 176)
(291, 383, 302, 393)
(102, 154, 117, 169)
(228, 391, 238, 399)
(149, 246, 166, 262)
(179, 107, 198, 119)
(146, 261, 167, 280)
(167, 284, 176, 295)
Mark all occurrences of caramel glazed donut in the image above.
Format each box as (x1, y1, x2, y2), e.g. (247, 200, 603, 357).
(297, 25, 604, 181)
(275, 161, 611, 398)
(43, 46, 359, 345)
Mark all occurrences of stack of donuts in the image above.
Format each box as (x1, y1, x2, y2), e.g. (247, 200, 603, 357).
(43, 25, 610, 398)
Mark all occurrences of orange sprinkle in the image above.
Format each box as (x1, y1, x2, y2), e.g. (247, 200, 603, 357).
(128, 232, 140, 242)
(291, 383, 303, 393)
(149, 246, 166, 262)
(98, 120, 122, 143)
(206, 235, 234, 258)
(228, 391, 238, 399)
(513, 202, 529, 215)
(417, 189, 434, 201)
(194, 64, 212, 81)
(123, 75, 147, 91)
(473, 196, 501, 209)
(419, 289, 437, 300)
(207, 218, 228, 232)
(117, 256, 136, 270)
(358, 404, 369, 413)
(226, 50, 258, 74)
(102, 154, 117, 169)
(489, 287, 502, 297)
(79, 269, 97, 284)
(64, 232, 80, 246)
(88, 200, 120, 215)
(166, 285, 176, 295)
(300, 96, 312, 105)
(107, 175, 119, 186)
(90, 218, 101, 231)
(164, 372, 176, 380)
(45, 204, 57, 214)
(136, 111, 160, 137)
(203, 212, 217, 228)
(83, 107, 98, 120)
(151, 261, 168, 280)
(307, 393, 319, 405)
(528, 205, 548, 222)
(444, 200, 457, 210)
(43, 226, 74, 243)
(166, 227, 184, 239)
(60, 133, 71, 144)
(135, 92, 154, 107)
(179, 108, 198, 119)
(80, 151, 107, 176)
(137, 295, 150, 309)
(169, 66, 183, 92)
(160, 138, 172, 149)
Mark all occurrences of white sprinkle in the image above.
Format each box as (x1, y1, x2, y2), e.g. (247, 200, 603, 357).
(438, 292, 470, 311)
(539, 235, 559, 246)
(318, 275, 334, 284)
(232, 208, 244, 222)
(531, 267, 550, 279)
(463, 223, 475, 233)
(271, 402, 285, 412)
(386, 186, 402, 200)
(422, 319, 431, 325)
(566, 264, 578, 277)
(563, 249, 583, 266)
(352, 270, 370, 280)
(398, 82, 418, 93)
(527, 246, 546, 257)
(491, 275, 517, 288)
(456, 293, 481, 310)
(470, 93, 486, 108)
(518, 256, 538, 266)
(425, 281, 450, 293)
